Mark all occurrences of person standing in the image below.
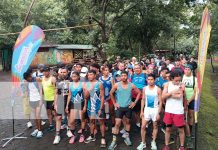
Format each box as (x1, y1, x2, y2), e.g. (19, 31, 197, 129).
(53, 67, 71, 144)
(65, 72, 87, 144)
(162, 72, 187, 150)
(137, 74, 162, 150)
(182, 64, 196, 148)
(99, 66, 115, 126)
(131, 64, 147, 128)
(41, 67, 56, 131)
(84, 70, 106, 148)
(23, 71, 43, 138)
(108, 71, 141, 150)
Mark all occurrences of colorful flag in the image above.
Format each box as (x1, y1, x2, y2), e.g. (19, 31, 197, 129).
(195, 7, 212, 122)
(11, 25, 44, 105)
(12, 25, 44, 85)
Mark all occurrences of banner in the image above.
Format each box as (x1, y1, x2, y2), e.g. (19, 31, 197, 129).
(11, 25, 45, 86)
(11, 25, 44, 106)
(195, 7, 212, 122)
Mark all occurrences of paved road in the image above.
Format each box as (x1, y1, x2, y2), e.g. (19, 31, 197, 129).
(0, 71, 170, 150)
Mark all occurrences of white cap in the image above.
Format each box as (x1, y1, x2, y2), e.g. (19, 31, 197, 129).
(80, 67, 88, 78)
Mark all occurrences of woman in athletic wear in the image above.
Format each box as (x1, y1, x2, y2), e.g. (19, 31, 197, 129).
(99, 66, 115, 127)
(65, 71, 87, 144)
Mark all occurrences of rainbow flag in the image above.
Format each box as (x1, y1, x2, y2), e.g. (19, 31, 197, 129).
(195, 7, 212, 122)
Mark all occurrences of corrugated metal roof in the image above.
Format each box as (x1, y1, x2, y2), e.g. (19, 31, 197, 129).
(57, 44, 93, 50)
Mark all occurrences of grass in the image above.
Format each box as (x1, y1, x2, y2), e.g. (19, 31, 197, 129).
(198, 62, 218, 150)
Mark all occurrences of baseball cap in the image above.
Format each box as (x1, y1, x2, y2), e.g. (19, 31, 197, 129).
(43, 66, 50, 72)
(115, 70, 121, 76)
(184, 64, 193, 70)
(80, 67, 88, 78)
(37, 64, 45, 69)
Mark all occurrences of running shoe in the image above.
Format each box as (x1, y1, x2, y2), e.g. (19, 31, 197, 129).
(69, 135, 75, 144)
(27, 121, 33, 128)
(47, 125, 55, 132)
(136, 123, 141, 128)
(137, 142, 146, 150)
(122, 132, 129, 138)
(108, 141, 117, 150)
(151, 140, 157, 150)
(100, 138, 106, 148)
(53, 135, 61, 145)
(162, 145, 170, 150)
(124, 137, 132, 146)
(66, 130, 73, 138)
(179, 146, 185, 150)
(36, 131, 43, 139)
(84, 136, 96, 144)
(79, 134, 85, 143)
(120, 128, 126, 134)
(31, 129, 38, 137)
(41, 121, 46, 126)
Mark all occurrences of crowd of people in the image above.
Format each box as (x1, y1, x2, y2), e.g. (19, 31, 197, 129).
(21, 55, 198, 150)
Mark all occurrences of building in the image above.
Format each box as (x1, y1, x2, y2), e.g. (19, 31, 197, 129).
(30, 43, 96, 67)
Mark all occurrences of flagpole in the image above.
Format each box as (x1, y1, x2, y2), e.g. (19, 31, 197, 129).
(1, 0, 37, 147)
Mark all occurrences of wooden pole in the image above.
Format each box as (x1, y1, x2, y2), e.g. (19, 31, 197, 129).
(23, 0, 37, 28)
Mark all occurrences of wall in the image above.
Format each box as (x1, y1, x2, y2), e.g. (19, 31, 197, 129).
(31, 48, 74, 67)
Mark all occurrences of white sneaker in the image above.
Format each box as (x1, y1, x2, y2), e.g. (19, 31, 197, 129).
(27, 121, 32, 128)
(53, 135, 61, 145)
(151, 140, 157, 149)
(66, 130, 73, 138)
(137, 142, 146, 150)
(120, 128, 126, 134)
(31, 129, 38, 137)
(136, 123, 141, 128)
(41, 121, 46, 126)
(122, 132, 129, 138)
(36, 131, 43, 138)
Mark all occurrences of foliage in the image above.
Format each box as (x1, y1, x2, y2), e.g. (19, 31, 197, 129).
(0, 0, 217, 59)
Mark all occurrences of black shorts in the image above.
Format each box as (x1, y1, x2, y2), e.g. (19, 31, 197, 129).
(132, 98, 141, 112)
(44, 101, 54, 110)
(29, 101, 40, 109)
(115, 107, 132, 119)
(188, 100, 195, 110)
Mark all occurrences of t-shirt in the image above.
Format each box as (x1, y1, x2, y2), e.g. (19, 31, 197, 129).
(155, 76, 168, 90)
(28, 81, 41, 102)
(165, 82, 184, 114)
(131, 73, 147, 90)
(167, 64, 174, 71)
(182, 75, 197, 101)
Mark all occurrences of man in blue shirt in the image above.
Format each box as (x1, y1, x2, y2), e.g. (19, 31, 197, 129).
(155, 67, 169, 90)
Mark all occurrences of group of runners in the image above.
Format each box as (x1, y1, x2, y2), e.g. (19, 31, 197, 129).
(21, 55, 198, 150)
